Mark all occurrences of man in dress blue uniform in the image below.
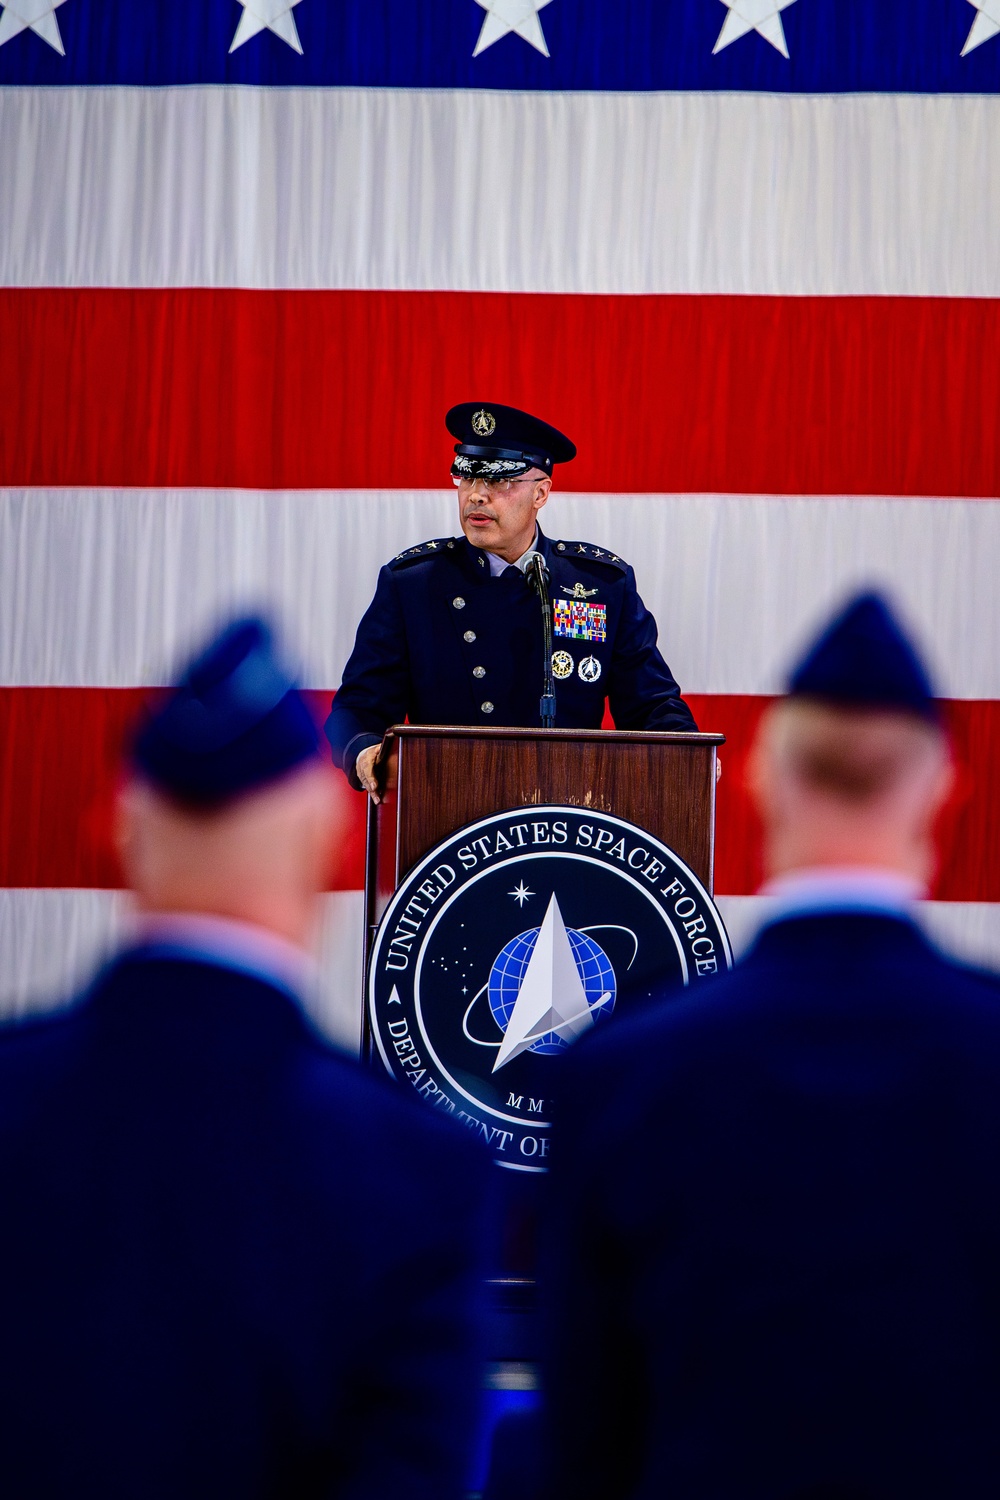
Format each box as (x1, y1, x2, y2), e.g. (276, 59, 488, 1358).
(0, 617, 489, 1500)
(544, 592, 1000, 1499)
(325, 402, 696, 796)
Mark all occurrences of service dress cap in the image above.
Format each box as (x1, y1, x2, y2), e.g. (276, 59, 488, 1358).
(446, 401, 576, 480)
(133, 616, 321, 807)
(788, 590, 939, 723)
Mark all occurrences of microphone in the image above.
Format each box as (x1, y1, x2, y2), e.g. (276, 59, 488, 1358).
(515, 549, 549, 586)
(517, 551, 556, 728)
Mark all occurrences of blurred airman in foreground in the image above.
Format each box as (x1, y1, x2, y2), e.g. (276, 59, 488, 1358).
(0, 616, 488, 1500)
(545, 592, 1000, 1500)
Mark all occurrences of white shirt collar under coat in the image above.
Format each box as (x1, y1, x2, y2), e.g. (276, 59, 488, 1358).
(485, 524, 540, 577)
(759, 867, 926, 925)
(132, 911, 317, 1003)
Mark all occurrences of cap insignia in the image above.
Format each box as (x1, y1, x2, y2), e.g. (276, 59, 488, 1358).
(472, 409, 496, 438)
(561, 582, 599, 600)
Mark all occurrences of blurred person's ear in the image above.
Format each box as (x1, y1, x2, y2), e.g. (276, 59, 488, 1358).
(308, 762, 352, 894)
(114, 758, 351, 945)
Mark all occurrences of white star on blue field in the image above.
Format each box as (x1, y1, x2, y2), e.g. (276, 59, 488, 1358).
(230, 0, 303, 54)
(473, 0, 553, 57)
(713, 0, 797, 59)
(0, 0, 67, 53)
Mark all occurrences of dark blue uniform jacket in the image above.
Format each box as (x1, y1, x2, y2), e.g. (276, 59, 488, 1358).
(0, 950, 488, 1500)
(544, 913, 1000, 1500)
(326, 526, 696, 782)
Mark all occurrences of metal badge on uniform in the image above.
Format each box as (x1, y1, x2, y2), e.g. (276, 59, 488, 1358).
(553, 599, 607, 643)
(551, 650, 574, 680)
(561, 582, 598, 600)
(578, 656, 602, 684)
(471, 409, 496, 437)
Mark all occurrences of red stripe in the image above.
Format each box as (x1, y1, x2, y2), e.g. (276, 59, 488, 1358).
(3, 289, 1000, 495)
(0, 688, 368, 893)
(1, 686, 997, 901)
(687, 694, 998, 902)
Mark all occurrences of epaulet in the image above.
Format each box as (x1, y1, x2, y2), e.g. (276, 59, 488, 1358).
(387, 538, 457, 569)
(552, 541, 628, 573)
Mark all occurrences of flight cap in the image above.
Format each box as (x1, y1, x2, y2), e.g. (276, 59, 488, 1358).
(447, 401, 576, 480)
(788, 591, 939, 723)
(132, 616, 321, 807)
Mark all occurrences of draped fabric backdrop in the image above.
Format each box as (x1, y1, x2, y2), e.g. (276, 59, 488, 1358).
(3, 0, 1000, 1047)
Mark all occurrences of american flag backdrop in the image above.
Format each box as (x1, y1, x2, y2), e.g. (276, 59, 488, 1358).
(3, 0, 1000, 1045)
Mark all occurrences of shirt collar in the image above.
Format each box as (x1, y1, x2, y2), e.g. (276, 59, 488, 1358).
(759, 866, 926, 924)
(485, 524, 541, 577)
(129, 911, 317, 1004)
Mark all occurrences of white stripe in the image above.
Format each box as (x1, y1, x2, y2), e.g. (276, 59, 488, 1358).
(1, 487, 996, 697)
(718, 896, 1000, 975)
(3, 893, 996, 1044)
(2, 87, 1000, 295)
(0, 888, 365, 1053)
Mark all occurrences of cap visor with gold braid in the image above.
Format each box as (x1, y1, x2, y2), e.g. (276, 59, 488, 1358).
(446, 401, 577, 479)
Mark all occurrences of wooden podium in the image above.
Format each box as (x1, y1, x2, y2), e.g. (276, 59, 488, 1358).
(364, 725, 725, 1018)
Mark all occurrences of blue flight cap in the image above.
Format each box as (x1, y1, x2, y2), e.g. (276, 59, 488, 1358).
(788, 591, 939, 723)
(447, 401, 576, 480)
(132, 617, 321, 807)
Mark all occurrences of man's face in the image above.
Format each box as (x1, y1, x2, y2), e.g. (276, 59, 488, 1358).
(455, 470, 551, 560)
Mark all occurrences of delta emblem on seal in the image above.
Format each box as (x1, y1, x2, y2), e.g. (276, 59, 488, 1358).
(368, 806, 732, 1170)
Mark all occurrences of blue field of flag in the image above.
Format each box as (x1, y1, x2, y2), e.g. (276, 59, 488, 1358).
(2, 0, 1000, 93)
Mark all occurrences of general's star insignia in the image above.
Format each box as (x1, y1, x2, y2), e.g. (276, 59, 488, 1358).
(0, 0, 68, 53)
(472, 0, 554, 57)
(561, 582, 599, 600)
(230, 0, 304, 54)
(576, 545, 588, 554)
(713, 0, 796, 58)
(963, 0, 1000, 53)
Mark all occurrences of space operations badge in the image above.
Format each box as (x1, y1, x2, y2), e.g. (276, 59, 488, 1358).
(368, 807, 732, 1169)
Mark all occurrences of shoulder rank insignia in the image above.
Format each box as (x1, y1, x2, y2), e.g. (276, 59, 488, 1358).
(555, 541, 627, 572)
(389, 537, 455, 567)
(561, 581, 599, 600)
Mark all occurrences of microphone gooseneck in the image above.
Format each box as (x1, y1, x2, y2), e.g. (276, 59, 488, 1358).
(521, 551, 556, 729)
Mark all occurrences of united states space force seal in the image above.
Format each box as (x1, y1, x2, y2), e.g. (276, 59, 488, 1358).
(368, 806, 732, 1170)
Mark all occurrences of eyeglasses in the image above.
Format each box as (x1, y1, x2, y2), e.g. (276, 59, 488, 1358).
(452, 475, 540, 497)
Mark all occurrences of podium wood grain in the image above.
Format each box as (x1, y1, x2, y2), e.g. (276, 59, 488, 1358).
(371, 725, 723, 915)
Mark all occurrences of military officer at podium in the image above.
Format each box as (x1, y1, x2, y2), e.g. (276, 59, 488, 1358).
(325, 402, 697, 796)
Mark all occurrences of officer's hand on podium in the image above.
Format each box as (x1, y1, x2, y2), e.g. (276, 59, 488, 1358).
(356, 744, 382, 803)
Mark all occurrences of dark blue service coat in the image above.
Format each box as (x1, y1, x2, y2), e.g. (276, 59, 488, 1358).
(325, 527, 696, 782)
(0, 949, 489, 1500)
(544, 913, 1000, 1499)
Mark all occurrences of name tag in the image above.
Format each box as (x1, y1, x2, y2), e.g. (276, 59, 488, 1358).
(554, 600, 607, 643)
